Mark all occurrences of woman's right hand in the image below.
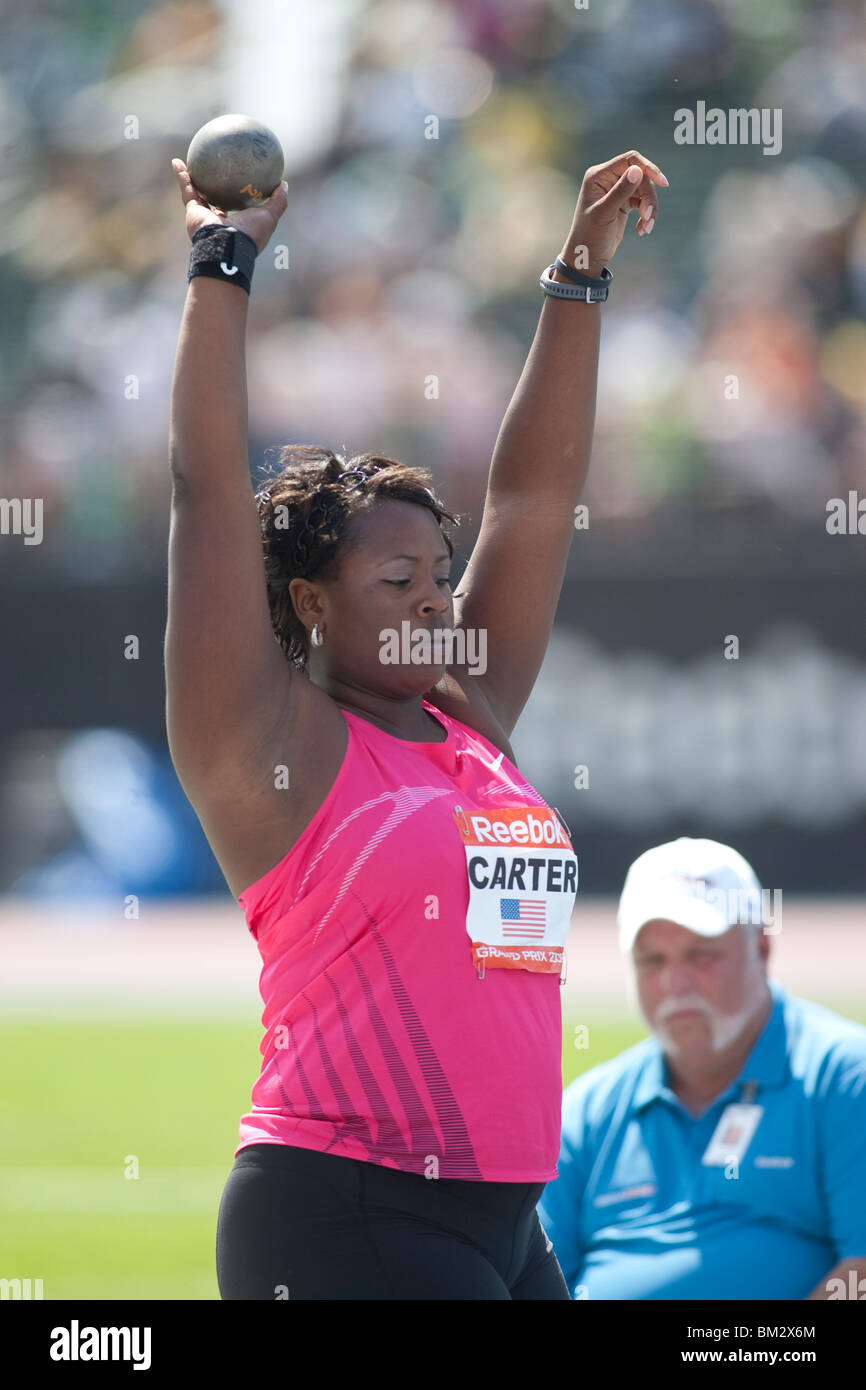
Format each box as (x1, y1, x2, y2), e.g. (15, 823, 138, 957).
(171, 158, 289, 256)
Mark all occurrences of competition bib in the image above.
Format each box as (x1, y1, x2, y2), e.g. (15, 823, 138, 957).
(453, 804, 578, 977)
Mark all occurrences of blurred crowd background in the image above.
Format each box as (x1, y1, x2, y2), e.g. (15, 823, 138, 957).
(1, 0, 865, 899)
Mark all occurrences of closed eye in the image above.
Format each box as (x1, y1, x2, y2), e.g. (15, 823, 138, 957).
(385, 578, 451, 587)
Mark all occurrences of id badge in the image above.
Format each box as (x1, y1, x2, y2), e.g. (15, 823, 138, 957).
(701, 1103, 764, 1166)
(453, 804, 578, 975)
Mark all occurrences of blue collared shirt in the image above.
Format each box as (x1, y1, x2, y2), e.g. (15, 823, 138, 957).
(538, 979, 866, 1299)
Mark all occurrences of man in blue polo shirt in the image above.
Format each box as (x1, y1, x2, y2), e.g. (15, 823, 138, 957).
(539, 838, 866, 1300)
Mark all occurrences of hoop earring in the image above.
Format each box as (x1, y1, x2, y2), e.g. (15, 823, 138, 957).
(311, 623, 324, 647)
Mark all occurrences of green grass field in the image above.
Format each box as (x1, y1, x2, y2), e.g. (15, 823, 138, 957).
(0, 1015, 648, 1299)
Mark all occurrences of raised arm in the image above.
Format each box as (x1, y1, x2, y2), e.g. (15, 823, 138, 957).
(165, 162, 293, 796)
(452, 151, 669, 736)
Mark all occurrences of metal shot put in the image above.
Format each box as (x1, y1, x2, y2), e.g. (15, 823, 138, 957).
(186, 114, 285, 212)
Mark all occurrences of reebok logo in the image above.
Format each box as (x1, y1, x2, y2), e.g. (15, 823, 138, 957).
(469, 811, 571, 847)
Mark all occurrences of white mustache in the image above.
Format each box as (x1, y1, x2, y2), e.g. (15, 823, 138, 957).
(655, 996, 713, 1024)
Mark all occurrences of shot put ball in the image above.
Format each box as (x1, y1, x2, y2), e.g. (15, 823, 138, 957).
(186, 114, 285, 212)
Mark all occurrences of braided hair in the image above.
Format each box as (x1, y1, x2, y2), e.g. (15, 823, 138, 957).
(255, 444, 460, 668)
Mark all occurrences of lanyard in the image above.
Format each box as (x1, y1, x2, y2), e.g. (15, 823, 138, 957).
(740, 1079, 759, 1105)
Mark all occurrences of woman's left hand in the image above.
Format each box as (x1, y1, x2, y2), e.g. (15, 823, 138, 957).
(559, 150, 669, 278)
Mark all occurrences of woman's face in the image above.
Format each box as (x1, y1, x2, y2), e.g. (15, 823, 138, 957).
(292, 498, 455, 696)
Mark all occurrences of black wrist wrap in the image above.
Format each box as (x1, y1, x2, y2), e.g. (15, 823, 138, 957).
(187, 224, 257, 295)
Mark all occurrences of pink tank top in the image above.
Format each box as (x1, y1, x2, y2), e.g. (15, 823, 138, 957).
(235, 698, 578, 1181)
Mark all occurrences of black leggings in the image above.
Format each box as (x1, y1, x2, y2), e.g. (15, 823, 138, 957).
(216, 1142, 571, 1300)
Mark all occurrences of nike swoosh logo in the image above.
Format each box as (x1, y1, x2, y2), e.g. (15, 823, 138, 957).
(488, 749, 505, 771)
(220, 262, 239, 275)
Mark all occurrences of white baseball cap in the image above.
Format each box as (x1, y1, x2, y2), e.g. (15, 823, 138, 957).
(617, 837, 764, 953)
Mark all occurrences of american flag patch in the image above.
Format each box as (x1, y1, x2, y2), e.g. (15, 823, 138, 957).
(500, 897, 546, 937)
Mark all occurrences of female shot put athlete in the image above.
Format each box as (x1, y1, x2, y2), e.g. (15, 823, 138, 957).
(167, 149, 666, 1300)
